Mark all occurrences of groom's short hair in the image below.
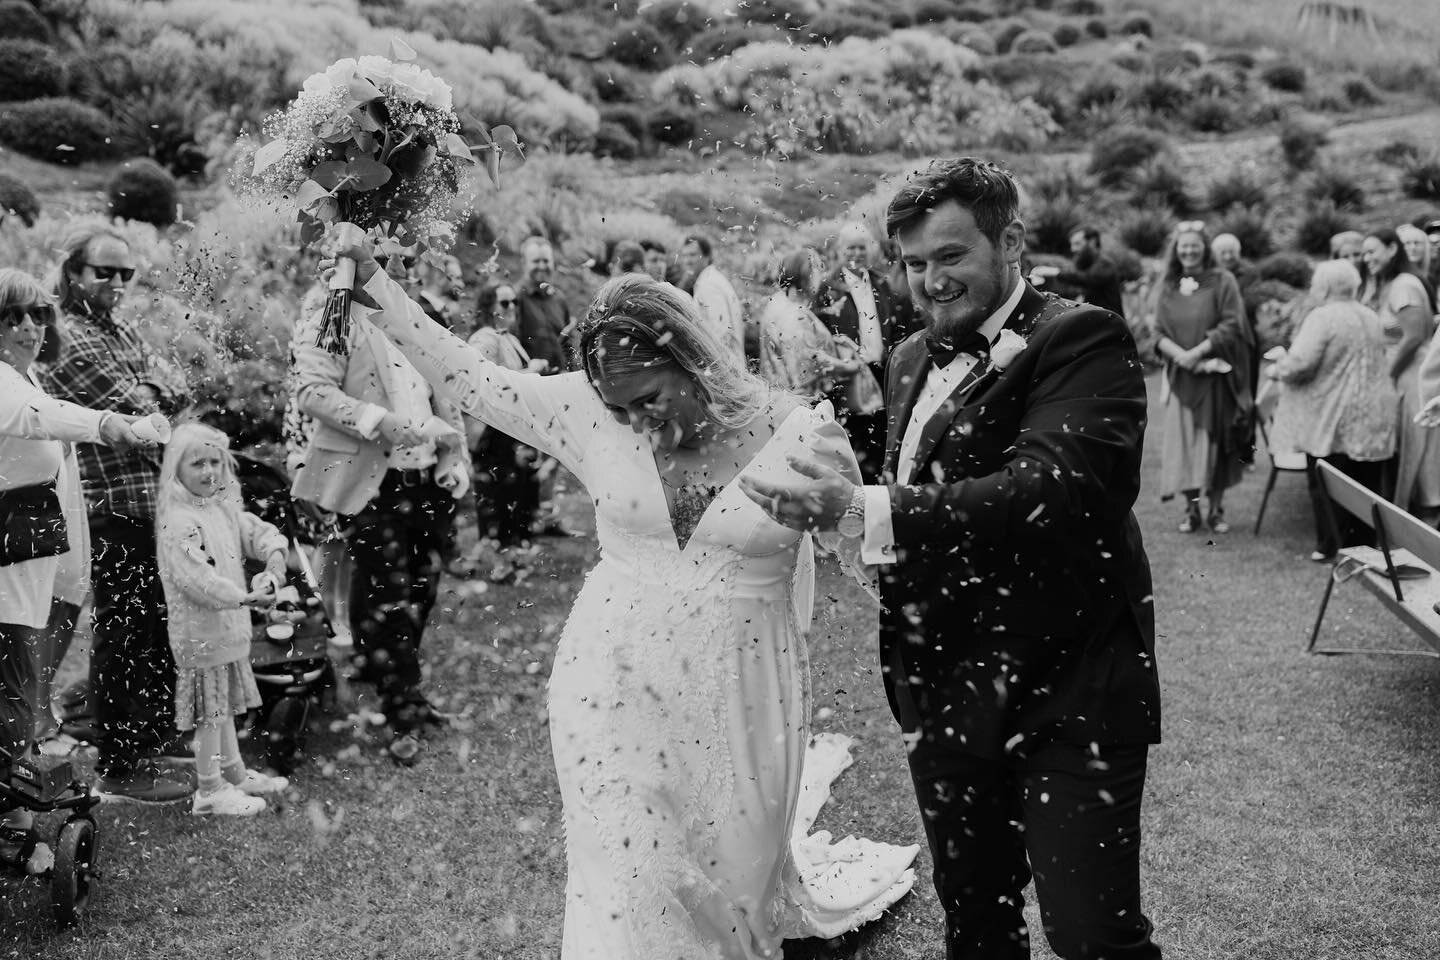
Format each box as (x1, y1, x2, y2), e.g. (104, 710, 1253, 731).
(885, 157, 1019, 245)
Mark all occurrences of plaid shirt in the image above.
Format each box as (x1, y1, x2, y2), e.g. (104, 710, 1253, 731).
(39, 310, 172, 521)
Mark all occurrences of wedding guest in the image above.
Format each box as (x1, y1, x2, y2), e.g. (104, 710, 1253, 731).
(39, 223, 194, 804)
(755, 248, 857, 401)
(814, 221, 916, 481)
(515, 236, 570, 373)
(1424, 219, 1440, 291)
(467, 282, 541, 552)
(290, 270, 470, 765)
(1268, 260, 1397, 560)
(679, 234, 745, 362)
(414, 254, 466, 331)
(0, 268, 151, 870)
(1151, 221, 1254, 534)
(1396, 223, 1436, 306)
(640, 239, 671, 284)
(609, 240, 646, 276)
(1331, 231, 1366, 282)
(1211, 232, 1259, 290)
(156, 423, 290, 816)
(1050, 225, 1125, 318)
(1363, 227, 1440, 522)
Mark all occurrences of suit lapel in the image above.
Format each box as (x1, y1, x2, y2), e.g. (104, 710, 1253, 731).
(884, 338, 929, 480)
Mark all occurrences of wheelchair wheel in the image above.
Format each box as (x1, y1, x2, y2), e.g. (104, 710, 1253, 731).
(265, 697, 309, 775)
(51, 817, 96, 926)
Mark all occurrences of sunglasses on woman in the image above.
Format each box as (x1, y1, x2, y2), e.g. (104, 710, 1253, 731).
(86, 264, 135, 282)
(1, 305, 57, 328)
(496, 298, 517, 308)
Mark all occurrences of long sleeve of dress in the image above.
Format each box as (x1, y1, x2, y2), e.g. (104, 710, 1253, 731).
(1204, 271, 1253, 363)
(803, 403, 881, 607)
(1419, 327, 1440, 406)
(0, 365, 105, 443)
(1274, 309, 1332, 385)
(238, 511, 288, 564)
(159, 519, 247, 610)
(361, 270, 596, 480)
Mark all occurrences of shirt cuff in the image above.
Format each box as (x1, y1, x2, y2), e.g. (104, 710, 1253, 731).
(859, 484, 896, 565)
(355, 402, 388, 440)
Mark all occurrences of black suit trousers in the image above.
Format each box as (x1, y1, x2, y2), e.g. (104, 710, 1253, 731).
(905, 729, 1161, 960)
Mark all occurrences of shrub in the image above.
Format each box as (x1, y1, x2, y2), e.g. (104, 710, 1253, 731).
(1341, 74, 1381, 107)
(990, 17, 1031, 53)
(646, 105, 697, 144)
(1401, 155, 1440, 201)
(0, 39, 65, 102)
(1116, 205, 1172, 257)
(1010, 29, 1059, 54)
(807, 12, 889, 42)
(1075, 68, 1127, 111)
(689, 22, 784, 61)
(1376, 139, 1422, 167)
(1215, 206, 1275, 260)
(1084, 17, 1107, 38)
(593, 121, 641, 160)
(1063, 0, 1105, 12)
(1117, 13, 1152, 37)
(0, 1, 51, 43)
(0, 172, 39, 227)
(0, 97, 116, 164)
(599, 103, 648, 142)
(106, 158, 178, 227)
(950, 2, 995, 22)
(1304, 166, 1366, 211)
(411, 0, 552, 50)
(1129, 72, 1191, 113)
(1052, 22, 1082, 46)
(913, 0, 960, 23)
(739, 0, 813, 27)
(608, 21, 671, 68)
(1206, 168, 1269, 211)
(1185, 94, 1240, 133)
(1029, 165, 1095, 204)
(1109, 49, 1151, 73)
(1191, 65, 1242, 98)
(1260, 61, 1306, 92)
(1293, 202, 1352, 256)
(941, 23, 998, 55)
(589, 61, 644, 103)
(1130, 158, 1192, 213)
(1027, 198, 1084, 254)
(643, 0, 716, 44)
(1257, 250, 1315, 288)
(1365, 60, 1436, 94)
(1088, 125, 1170, 186)
(1212, 49, 1256, 70)
(1278, 116, 1329, 170)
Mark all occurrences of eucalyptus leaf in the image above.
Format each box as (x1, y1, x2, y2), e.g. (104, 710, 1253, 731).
(444, 132, 475, 164)
(490, 125, 524, 158)
(298, 214, 324, 247)
(295, 179, 331, 211)
(390, 37, 417, 62)
(485, 148, 500, 187)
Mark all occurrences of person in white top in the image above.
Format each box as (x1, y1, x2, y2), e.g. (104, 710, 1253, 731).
(678, 234, 746, 363)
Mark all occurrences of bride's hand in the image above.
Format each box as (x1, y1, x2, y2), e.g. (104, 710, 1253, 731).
(739, 456, 852, 532)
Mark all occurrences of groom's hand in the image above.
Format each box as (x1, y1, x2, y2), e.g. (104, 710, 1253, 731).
(739, 455, 851, 532)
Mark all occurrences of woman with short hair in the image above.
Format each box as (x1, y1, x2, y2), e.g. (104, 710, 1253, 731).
(1270, 260, 1397, 559)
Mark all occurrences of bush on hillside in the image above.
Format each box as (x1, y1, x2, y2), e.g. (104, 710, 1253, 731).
(0, 173, 39, 227)
(739, 0, 812, 27)
(1304, 166, 1366, 210)
(1129, 72, 1191, 113)
(1074, 68, 1127, 111)
(1256, 251, 1314, 289)
(1401, 155, 1440, 201)
(1206, 168, 1269, 211)
(940, 23, 998, 55)
(1293, 202, 1353, 256)
(989, 18, 1031, 53)
(1088, 126, 1170, 186)
(1029, 165, 1095, 205)
(1084, 17, 1108, 38)
(1053, 22, 1082, 46)
(589, 61, 644, 103)
(807, 12, 890, 42)
(646, 105, 697, 144)
(1278, 116, 1329, 170)
(1215, 207, 1275, 260)
(1063, 0, 1105, 13)
(592, 121, 641, 160)
(106, 158, 179, 227)
(1365, 59, 1436, 94)
(608, 21, 671, 67)
(0, 39, 66, 102)
(411, 0, 553, 50)
(1191, 65, 1243, 98)
(1010, 29, 1059, 54)
(1185, 94, 1241, 133)
(913, 0, 961, 23)
(0, 2, 51, 43)
(1027, 198, 1085, 254)
(689, 22, 786, 61)
(1109, 49, 1151, 73)
(0, 97, 116, 164)
(1130, 158, 1192, 214)
(1116, 205, 1173, 257)
(1213, 49, 1256, 70)
(885, 5, 916, 27)
(599, 104, 648, 143)
(1341, 74, 1381, 107)
(1260, 61, 1306, 92)
(1117, 13, 1152, 37)
(950, 2, 995, 22)
(1376, 139, 1421, 167)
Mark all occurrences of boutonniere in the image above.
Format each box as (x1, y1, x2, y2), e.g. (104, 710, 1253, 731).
(538, 282, 557, 297)
(1178, 276, 1199, 296)
(989, 329, 1028, 371)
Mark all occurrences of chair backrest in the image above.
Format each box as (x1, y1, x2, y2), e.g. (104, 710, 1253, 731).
(1316, 459, 1440, 570)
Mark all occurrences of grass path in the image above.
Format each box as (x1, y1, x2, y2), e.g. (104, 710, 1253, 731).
(4, 374, 1439, 958)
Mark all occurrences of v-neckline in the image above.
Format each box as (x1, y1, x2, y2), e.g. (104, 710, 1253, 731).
(646, 404, 805, 553)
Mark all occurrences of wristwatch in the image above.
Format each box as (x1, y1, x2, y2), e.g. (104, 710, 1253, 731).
(837, 485, 866, 538)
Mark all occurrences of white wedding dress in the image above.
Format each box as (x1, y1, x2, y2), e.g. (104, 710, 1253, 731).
(364, 281, 917, 958)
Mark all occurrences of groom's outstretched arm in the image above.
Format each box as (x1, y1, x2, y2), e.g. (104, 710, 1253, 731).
(887, 309, 1146, 550)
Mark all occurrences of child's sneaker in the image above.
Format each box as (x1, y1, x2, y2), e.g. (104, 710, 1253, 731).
(192, 783, 266, 817)
(233, 769, 289, 795)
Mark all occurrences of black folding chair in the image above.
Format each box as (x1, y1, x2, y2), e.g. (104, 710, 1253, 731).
(1253, 418, 1309, 535)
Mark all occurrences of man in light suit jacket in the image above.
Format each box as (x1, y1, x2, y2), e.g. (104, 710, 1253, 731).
(291, 279, 469, 764)
(743, 159, 1162, 960)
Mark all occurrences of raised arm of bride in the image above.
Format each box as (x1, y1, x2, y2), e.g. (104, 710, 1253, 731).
(358, 269, 595, 480)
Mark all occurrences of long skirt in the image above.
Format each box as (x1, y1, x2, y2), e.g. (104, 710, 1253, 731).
(1393, 366, 1440, 512)
(1159, 395, 1217, 498)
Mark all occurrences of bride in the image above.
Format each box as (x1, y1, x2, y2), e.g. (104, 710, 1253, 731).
(338, 248, 916, 958)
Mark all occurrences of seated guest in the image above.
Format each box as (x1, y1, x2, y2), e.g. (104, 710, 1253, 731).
(1269, 260, 1397, 560)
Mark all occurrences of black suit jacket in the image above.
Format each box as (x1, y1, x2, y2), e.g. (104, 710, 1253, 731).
(877, 283, 1160, 759)
(815, 268, 915, 374)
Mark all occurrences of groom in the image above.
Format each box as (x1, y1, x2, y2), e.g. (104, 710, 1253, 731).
(741, 158, 1162, 959)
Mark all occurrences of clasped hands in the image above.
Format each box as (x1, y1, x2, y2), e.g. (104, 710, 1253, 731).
(739, 455, 853, 533)
(242, 552, 290, 608)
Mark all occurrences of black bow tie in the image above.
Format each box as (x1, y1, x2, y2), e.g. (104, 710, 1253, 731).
(926, 331, 990, 369)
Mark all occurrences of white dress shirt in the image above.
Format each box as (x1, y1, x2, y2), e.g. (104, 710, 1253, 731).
(857, 279, 1024, 564)
(691, 264, 746, 363)
(843, 268, 885, 365)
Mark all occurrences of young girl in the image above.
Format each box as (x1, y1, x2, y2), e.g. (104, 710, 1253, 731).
(156, 423, 291, 816)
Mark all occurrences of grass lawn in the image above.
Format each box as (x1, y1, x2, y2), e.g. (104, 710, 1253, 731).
(4, 373, 1439, 959)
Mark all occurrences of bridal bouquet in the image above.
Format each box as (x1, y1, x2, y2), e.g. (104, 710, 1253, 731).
(236, 39, 522, 352)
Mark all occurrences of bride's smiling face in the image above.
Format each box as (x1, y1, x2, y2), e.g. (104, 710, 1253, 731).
(595, 364, 710, 452)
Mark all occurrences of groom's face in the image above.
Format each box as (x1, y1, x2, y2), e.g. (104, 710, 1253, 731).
(897, 199, 1022, 340)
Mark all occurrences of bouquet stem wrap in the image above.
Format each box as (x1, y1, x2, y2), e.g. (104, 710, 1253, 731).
(316, 223, 366, 354)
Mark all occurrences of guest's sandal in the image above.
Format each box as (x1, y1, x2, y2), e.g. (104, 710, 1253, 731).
(1178, 502, 1203, 533)
(1208, 510, 1231, 534)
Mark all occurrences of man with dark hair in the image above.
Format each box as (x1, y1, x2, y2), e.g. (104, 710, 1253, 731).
(41, 224, 193, 805)
(639, 239, 672, 283)
(743, 157, 1163, 960)
(679, 234, 744, 361)
(609, 239, 646, 276)
(1046, 225, 1126, 319)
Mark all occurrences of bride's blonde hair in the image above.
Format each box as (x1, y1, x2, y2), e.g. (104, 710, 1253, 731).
(578, 274, 771, 430)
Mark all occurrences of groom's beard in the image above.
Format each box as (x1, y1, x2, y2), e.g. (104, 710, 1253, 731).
(918, 253, 1012, 341)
